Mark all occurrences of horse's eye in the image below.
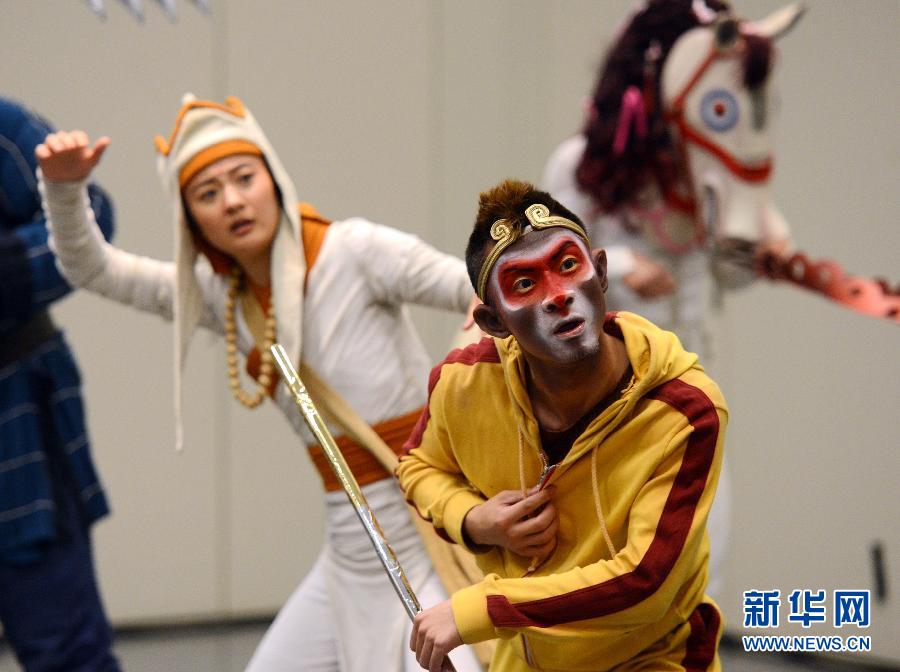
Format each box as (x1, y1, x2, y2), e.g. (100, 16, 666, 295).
(700, 89, 739, 132)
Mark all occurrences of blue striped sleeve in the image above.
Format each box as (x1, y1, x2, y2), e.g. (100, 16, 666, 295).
(0, 98, 115, 327)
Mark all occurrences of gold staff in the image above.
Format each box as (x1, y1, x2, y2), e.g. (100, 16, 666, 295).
(270, 344, 456, 672)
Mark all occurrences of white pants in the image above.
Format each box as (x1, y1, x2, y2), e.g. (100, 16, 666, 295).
(705, 458, 731, 603)
(245, 478, 482, 672)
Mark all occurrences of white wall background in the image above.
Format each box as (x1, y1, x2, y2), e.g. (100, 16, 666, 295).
(1, 0, 897, 664)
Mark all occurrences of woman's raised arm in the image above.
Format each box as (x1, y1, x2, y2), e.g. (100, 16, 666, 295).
(37, 131, 218, 330)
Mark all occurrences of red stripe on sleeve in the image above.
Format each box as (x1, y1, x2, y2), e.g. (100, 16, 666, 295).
(402, 337, 500, 454)
(487, 378, 719, 628)
(398, 337, 501, 543)
(682, 602, 721, 670)
(603, 311, 622, 339)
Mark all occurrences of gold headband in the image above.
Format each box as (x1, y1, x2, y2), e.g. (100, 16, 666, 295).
(476, 203, 590, 300)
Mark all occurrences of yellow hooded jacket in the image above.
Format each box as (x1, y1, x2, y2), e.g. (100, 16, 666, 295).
(398, 311, 728, 671)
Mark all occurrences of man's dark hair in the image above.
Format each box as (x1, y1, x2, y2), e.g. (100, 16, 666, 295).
(465, 179, 586, 295)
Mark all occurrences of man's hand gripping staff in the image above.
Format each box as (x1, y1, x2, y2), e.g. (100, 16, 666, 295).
(269, 344, 458, 672)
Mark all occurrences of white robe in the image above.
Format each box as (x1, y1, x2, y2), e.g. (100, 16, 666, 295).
(42, 177, 482, 672)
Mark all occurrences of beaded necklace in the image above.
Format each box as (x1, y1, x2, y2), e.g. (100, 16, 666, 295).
(224, 266, 276, 408)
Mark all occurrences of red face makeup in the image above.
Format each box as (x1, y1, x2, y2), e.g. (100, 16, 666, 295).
(488, 228, 606, 364)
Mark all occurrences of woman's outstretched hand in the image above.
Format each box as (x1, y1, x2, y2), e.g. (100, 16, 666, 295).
(36, 131, 110, 183)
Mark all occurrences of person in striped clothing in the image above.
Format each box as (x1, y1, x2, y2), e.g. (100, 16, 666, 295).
(0, 96, 119, 671)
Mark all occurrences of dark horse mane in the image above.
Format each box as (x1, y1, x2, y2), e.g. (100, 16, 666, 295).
(575, 0, 774, 212)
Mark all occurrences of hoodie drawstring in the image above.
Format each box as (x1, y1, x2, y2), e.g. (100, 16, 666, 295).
(591, 444, 618, 559)
(520, 426, 617, 564)
(517, 428, 527, 495)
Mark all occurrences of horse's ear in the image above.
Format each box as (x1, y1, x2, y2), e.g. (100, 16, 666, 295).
(751, 2, 806, 41)
(714, 17, 740, 51)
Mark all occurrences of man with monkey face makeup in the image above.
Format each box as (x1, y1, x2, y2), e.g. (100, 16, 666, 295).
(398, 180, 729, 671)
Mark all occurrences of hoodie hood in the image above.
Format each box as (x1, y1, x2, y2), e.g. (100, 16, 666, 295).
(492, 310, 702, 571)
(154, 94, 304, 450)
(496, 311, 699, 465)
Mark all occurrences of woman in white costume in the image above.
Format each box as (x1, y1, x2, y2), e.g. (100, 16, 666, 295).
(37, 96, 480, 672)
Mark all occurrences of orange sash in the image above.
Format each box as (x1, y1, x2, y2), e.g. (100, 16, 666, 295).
(307, 408, 422, 492)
